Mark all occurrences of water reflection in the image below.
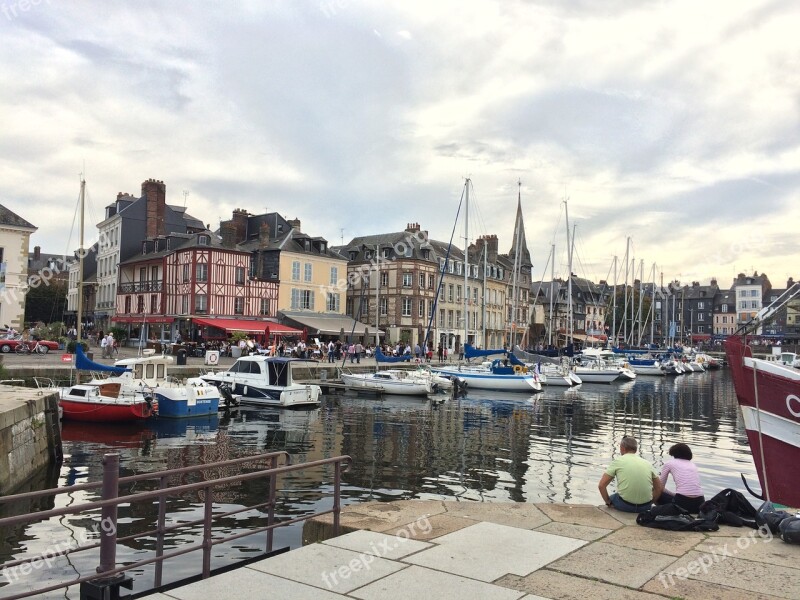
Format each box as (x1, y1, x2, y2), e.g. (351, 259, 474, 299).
(0, 370, 757, 598)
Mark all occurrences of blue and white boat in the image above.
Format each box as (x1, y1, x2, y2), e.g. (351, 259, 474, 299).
(99, 353, 222, 417)
(201, 356, 321, 407)
(433, 359, 543, 393)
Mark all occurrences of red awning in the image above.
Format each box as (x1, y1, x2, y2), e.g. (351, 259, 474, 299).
(193, 317, 302, 335)
(112, 316, 174, 324)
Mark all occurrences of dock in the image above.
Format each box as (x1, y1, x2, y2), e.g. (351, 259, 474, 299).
(147, 499, 800, 599)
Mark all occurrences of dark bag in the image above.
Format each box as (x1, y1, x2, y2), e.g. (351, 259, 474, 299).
(699, 488, 758, 529)
(779, 517, 800, 544)
(637, 503, 719, 532)
(757, 501, 793, 534)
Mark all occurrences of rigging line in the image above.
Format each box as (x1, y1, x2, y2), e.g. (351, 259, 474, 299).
(422, 182, 467, 354)
(65, 183, 82, 257)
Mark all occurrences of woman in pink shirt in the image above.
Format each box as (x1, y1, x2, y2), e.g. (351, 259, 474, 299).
(656, 443, 705, 513)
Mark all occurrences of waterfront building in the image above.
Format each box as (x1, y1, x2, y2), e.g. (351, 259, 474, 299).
(732, 271, 771, 334)
(0, 204, 36, 331)
(67, 179, 205, 332)
(533, 277, 611, 347)
(761, 278, 800, 343)
(681, 279, 719, 345)
(712, 289, 737, 338)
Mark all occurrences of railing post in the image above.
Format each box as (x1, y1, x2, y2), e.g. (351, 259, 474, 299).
(333, 460, 342, 537)
(202, 486, 213, 578)
(80, 453, 132, 600)
(153, 475, 167, 588)
(266, 455, 277, 553)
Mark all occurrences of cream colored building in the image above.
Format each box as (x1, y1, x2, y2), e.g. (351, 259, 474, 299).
(0, 205, 37, 330)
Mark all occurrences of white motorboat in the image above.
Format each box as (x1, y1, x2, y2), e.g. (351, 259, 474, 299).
(201, 356, 321, 407)
(434, 359, 543, 393)
(340, 370, 434, 396)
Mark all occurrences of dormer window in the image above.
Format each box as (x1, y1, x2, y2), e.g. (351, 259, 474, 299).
(365, 250, 372, 259)
(383, 248, 391, 259)
(349, 251, 357, 261)
(422, 249, 430, 260)
(321, 242, 326, 253)
(198, 235, 210, 246)
(142, 242, 147, 255)
(304, 240, 310, 251)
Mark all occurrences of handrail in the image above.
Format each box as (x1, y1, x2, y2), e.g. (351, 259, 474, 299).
(0, 451, 352, 600)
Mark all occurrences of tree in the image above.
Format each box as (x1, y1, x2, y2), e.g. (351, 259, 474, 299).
(24, 278, 68, 325)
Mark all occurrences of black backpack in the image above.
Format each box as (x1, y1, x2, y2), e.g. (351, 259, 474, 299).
(698, 488, 759, 529)
(636, 503, 719, 532)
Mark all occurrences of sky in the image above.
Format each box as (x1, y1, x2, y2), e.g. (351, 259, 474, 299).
(1, 0, 798, 290)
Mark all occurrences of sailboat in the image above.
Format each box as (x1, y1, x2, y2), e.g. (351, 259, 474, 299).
(59, 176, 154, 422)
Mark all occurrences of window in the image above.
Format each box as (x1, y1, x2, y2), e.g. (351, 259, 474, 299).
(721, 303, 728, 312)
(750, 290, 758, 297)
(197, 263, 208, 282)
(751, 301, 758, 309)
(380, 298, 387, 316)
(139, 267, 147, 282)
(456, 286, 462, 302)
(456, 310, 461, 326)
(124, 296, 131, 313)
(216, 295, 224, 313)
(195, 294, 207, 313)
(292, 261, 300, 281)
(698, 325, 705, 333)
(326, 292, 340, 312)
(182, 264, 190, 282)
(419, 273, 425, 288)
(439, 309, 445, 327)
(234, 297, 244, 314)
(418, 299, 425, 317)
(304, 263, 312, 282)
(259, 298, 270, 316)
(697, 313, 704, 322)
(150, 294, 158, 313)
(383, 248, 391, 258)
(381, 271, 389, 286)
(473, 288, 478, 303)
(447, 310, 454, 328)
(697, 301, 704, 309)
(740, 301, 747, 309)
(198, 235, 209, 246)
(402, 272, 412, 287)
(428, 274, 435, 289)
(330, 266, 338, 285)
(402, 298, 412, 317)
(422, 249, 429, 260)
(181, 295, 189, 314)
(291, 288, 314, 310)
(448, 284, 454, 302)
(151, 265, 158, 282)
(137, 296, 144, 313)
(235, 267, 245, 285)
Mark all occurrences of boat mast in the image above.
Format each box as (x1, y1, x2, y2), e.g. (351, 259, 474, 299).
(548, 243, 555, 347)
(463, 178, 470, 354)
(636, 259, 644, 345)
(375, 243, 380, 349)
(564, 199, 572, 349)
(621, 238, 630, 345)
(76, 175, 85, 383)
(611, 255, 617, 349)
(482, 239, 487, 347)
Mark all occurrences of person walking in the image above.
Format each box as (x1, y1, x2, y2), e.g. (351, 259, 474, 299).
(100, 333, 108, 358)
(355, 341, 363, 364)
(327, 340, 335, 363)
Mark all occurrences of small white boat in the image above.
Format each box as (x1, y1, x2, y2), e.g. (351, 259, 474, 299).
(434, 359, 543, 393)
(340, 370, 433, 396)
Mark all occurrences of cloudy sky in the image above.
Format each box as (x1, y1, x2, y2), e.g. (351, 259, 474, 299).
(1, 0, 798, 289)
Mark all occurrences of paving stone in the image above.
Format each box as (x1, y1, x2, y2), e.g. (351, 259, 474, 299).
(404, 512, 476, 540)
(548, 541, 676, 588)
(440, 501, 551, 529)
(602, 524, 706, 556)
(322, 529, 432, 560)
(349, 565, 526, 600)
(249, 542, 407, 594)
(497, 569, 666, 600)
(694, 535, 800, 569)
(598, 505, 641, 526)
(642, 576, 787, 600)
(162, 568, 345, 599)
(534, 504, 623, 530)
(405, 521, 585, 582)
(660, 550, 800, 599)
(534, 521, 612, 542)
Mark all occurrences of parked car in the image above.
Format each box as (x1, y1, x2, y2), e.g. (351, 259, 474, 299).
(0, 338, 59, 353)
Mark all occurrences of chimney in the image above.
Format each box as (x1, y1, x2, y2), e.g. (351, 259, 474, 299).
(141, 179, 167, 238)
(220, 222, 237, 248)
(405, 222, 421, 233)
(482, 234, 498, 262)
(33, 246, 41, 260)
(232, 209, 249, 243)
(789, 277, 795, 288)
(259, 222, 271, 249)
(287, 218, 302, 231)
(710, 278, 717, 286)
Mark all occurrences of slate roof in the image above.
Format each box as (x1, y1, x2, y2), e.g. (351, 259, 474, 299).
(0, 204, 36, 230)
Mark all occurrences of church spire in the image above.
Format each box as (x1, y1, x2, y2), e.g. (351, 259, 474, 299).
(509, 180, 532, 268)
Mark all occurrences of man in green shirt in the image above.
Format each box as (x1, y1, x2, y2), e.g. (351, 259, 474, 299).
(598, 436, 663, 513)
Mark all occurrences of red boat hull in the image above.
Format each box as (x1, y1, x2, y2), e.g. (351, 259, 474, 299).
(725, 336, 800, 508)
(60, 399, 152, 422)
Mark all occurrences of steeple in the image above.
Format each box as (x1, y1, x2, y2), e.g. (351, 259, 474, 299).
(508, 180, 532, 268)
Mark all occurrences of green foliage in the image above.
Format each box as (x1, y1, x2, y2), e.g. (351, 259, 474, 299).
(67, 340, 89, 353)
(32, 321, 65, 341)
(24, 278, 68, 325)
(108, 327, 128, 342)
(229, 331, 248, 342)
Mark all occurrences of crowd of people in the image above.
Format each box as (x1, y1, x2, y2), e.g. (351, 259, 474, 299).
(598, 436, 705, 513)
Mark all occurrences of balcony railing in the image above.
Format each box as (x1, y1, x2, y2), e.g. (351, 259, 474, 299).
(118, 281, 163, 294)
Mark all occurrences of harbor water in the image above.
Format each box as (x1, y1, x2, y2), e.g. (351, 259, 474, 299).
(0, 369, 757, 597)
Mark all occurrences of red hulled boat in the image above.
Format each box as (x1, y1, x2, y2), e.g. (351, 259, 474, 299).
(59, 384, 153, 422)
(725, 334, 800, 508)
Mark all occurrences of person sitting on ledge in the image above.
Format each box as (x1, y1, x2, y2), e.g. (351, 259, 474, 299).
(655, 443, 705, 513)
(598, 435, 663, 513)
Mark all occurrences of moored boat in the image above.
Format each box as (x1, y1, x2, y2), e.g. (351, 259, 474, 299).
(340, 370, 434, 396)
(59, 384, 153, 422)
(434, 359, 543, 393)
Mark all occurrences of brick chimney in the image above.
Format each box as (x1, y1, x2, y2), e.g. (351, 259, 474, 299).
(141, 179, 167, 238)
(220, 222, 237, 248)
(478, 234, 498, 262)
(231, 209, 249, 243)
(259, 222, 271, 249)
(287, 218, 302, 231)
(33, 246, 40, 261)
(405, 222, 420, 233)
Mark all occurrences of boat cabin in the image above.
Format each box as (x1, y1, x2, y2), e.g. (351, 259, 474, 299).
(114, 354, 175, 386)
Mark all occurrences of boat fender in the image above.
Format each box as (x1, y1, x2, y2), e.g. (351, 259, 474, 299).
(243, 386, 248, 397)
(513, 365, 522, 374)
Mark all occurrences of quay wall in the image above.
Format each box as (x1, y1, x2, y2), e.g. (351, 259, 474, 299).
(0, 387, 62, 495)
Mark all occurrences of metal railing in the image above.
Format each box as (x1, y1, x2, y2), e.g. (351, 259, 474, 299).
(118, 281, 163, 293)
(0, 451, 352, 599)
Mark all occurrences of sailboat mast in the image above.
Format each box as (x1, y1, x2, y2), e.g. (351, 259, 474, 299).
(564, 200, 572, 348)
(482, 240, 487, 347)
(548, 244, 555, 347)
(375, 243, 380, 349)
(622, 238, 630, 344)
(611, 255, 617, 348)
(636, 259, 644, 345)
(76, 176, 85, 344)
(463, 179, 470, 354)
